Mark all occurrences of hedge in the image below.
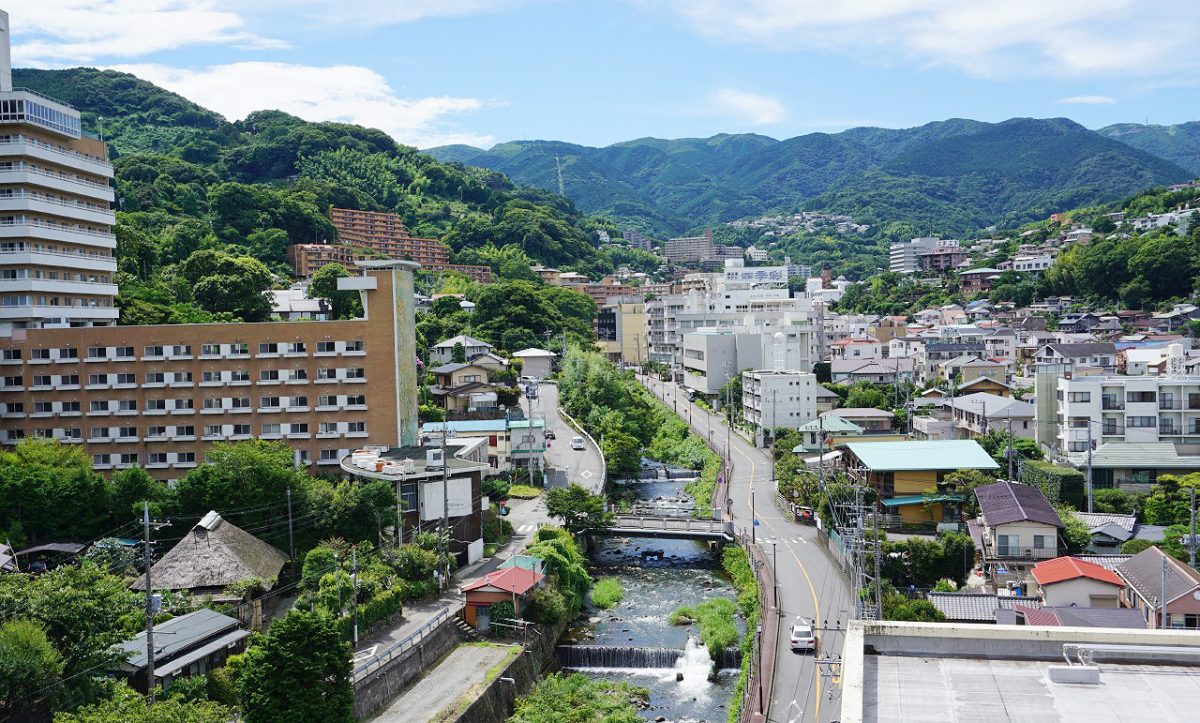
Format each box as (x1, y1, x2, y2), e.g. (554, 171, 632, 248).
(1021, 459, 1085, 509)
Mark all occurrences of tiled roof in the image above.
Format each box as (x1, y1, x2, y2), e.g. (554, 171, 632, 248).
(1117, 546, 1200, 605)
(1038, 606, 1149, 629)
(975, 481, 1063, 528)
(1074, 554, 1132, 571)
(1073, 512, 1137, 534)
(462, 567, 544, 595)
(926, 592, 1003, 622)
(1031, 556, 1124, 587)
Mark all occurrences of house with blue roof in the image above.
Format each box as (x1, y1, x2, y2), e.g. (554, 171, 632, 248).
(840, 439, 999, 527)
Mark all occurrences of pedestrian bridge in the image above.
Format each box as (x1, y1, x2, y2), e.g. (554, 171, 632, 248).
(598, 513, 733, 542)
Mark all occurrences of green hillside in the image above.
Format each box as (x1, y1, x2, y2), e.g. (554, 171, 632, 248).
(429, 118, 1193, 236)
(1099, 121, 1200, 175)
(13, 68, 651, 327)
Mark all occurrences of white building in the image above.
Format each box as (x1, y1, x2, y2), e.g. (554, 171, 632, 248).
(681, 329, 763, 395)
(889, 237, 940, 274)
(0, 9, 117, 333)
(741, 369, 819, 436)
(1011, 254, 1054, 273)
(512, 348, 557, 379)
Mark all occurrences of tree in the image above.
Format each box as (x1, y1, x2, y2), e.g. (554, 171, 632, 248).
(308, 263, 362, 320)
(110, 466, 174, 524)
(843, 384, 890, 411)
(237, 610, 353, 723)
(0, 619, 63, 718)
(1056, 505, 1093, 554)
(545, 484, 612, 535)
(177, 249, 273, 322)
(509, 673, 646, 723)
(56, 681, 230, 723)
(0, 439, 113, 545)
(602, 431, 641, 480)
(450, 342, 467, 364)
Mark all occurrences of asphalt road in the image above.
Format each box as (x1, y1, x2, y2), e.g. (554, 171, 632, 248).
(537, 381, 605, 493)
(638, 374, 853, 723)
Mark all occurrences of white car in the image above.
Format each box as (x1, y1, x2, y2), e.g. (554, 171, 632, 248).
(790, 618, 817, 652)
(570, 436, 586, 450)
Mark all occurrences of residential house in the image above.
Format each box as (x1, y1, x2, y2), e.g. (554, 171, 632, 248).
(422, 419, 515, 474)
(925, 592, 1043, 624)
(794, 414, 864, 452)
(1030, 556, 1123, 608)
(868, 316, 908, 346)
(947, 392, 1036, 439)
(132, 512, 289, 604)
(431, 335, 493, 364)
(1034, 342, 1117, 372)
(1004, 605, 1148, 628)
(115, 609, 249, 693)
(1152, 304, 1200, 333)
(956, 375, 1013, 397)
(512, 348, 557, 379)
(429, 362, 497, 414)
(829, 337, 883, 361)
(830, 358, 915, 384)
(827, 408, 894, 433)
(270, 286, 331, 321)
(1116, 546, 1200, 629)
(462, 566, 545, 629)
(1072, 511, 1166, 554)
(960, 268, 1004, 295)
(1056, 313, 1103, 334)
(840, 439, 998, 526)
(970, 481, 1064, 586)
(814, 385, 840, 414)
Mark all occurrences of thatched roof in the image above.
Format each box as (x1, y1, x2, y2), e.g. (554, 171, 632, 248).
(132, 511, 288, 596)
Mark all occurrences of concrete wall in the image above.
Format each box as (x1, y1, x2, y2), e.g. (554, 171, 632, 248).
(352, 615, 462, 720)
(1041, 577, 1120, 608)
(451, 618, 569, 723)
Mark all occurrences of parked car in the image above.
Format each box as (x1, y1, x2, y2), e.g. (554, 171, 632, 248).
(570, 436, 586, 450)
(790, 618, 817, 652)
(544, 430, 556, 440)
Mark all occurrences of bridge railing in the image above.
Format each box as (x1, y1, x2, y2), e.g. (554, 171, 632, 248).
(610, 514, 725, 532)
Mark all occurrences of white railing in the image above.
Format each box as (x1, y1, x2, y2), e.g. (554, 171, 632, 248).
(0, 134, 111, 168)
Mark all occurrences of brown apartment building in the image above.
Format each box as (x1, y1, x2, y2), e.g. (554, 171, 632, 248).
(0, 261, 421, 481)
(289, 207, 491, 283)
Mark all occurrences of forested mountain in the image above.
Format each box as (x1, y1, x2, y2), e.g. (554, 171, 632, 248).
(1098, 121, 1200, 176)
(11, 68, 657, 327)
(431, 118, 1193, 236)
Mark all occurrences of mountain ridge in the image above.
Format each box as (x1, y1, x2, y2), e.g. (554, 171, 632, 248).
(429, 117, 1193, 236)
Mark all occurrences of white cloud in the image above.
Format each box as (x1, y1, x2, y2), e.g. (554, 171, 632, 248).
(110, 62, 494, 148)
(658, 0, 1200, 79)
(1057, 95, 1118, 105)
(709, 89, 785, 125)
(238, 0, 527, 27)
(7, 0, 285, 64)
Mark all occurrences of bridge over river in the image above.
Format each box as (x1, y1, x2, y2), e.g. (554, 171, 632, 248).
(597, 512, 734, 542)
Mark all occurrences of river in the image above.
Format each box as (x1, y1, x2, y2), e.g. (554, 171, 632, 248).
(558, 463, 741, 723)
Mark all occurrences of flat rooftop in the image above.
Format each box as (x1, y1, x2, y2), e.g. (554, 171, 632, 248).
(866, 656, 1199, 722)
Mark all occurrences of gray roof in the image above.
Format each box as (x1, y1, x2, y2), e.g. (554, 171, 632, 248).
(1074, 512, 1136, 534)
(118, 608, 243, 670)
(1042, 342, 1116, 358)
(1116, 546, 1200, 605)
(1089, 442, 1200, 470)
(1075, 554, 1132, 570)
(829, 407, 895, 419)
(830, 358, 915, 374)
(1090, 521, 1135, 542)
(949, 392, 1034, 419)
(133, 512, 288, 596)
(434, 335, 491, 350)
(926, 592, 1042, 622)
(1039, 606, 1149, 629)
(975, 481, 1064, 528)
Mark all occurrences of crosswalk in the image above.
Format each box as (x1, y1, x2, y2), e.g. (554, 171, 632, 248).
(753, 536, 809, 545)
(516, 524, 538, 535)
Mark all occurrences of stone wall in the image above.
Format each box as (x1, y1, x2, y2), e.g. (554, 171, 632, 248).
(451, 618, 567, 723)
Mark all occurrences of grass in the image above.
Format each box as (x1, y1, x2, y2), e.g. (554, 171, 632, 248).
(670, 598, 739, 662)
(591, 577, 624, 609)
(508, 484, 543, 499)
(432, 644, 521, 722)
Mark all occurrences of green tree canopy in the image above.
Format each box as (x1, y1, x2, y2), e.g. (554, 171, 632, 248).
(237, 610, 353, 723)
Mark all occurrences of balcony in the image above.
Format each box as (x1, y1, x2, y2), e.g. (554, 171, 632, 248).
(992, 546, 1057, 561)
(1101, 400, 1124, 411)
(1102, 425, 1125, 436)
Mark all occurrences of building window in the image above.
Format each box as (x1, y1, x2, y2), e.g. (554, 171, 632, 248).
(1127, 391, 1157, 403)
(318, 395, 336, 407)
(202, 371, 222, 382)
(319, 422, 338, 434)
(347, 421, 365, 433)
(261, 396, 280, 408)
(87, 346, 106, 359)
(259, 342, 279, 355)
(178, 452, 196, 464)
(231, 370, 249, 382)
(145, 372, 164, 384)
(260, 369, 280, 381)
(232, 397, 251, 409)
(148, 453, 168, 465)
(317, 341, 336, 353)
(1127, 416, 1156, 428)
(291, 423, 309, 434)
(1033, 535, 1048, 549)
(148, 426, 166, 437)
(205, 425, 222, 437)
(144, 345, 164, 357)
(347, 395, 365, 406)
(346, 340, 364, 352)
(233, 424, 251, 436)
(30, 348, 49, 360)
(320, 449, 340, 461)
(32, 374, 50, 386)
(263, 424, 281, 435)
(201, 343, 220, 356)
(346, 368, 365, 379)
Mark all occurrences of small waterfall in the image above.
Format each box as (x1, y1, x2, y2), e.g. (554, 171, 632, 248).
(557, 645, 684, 669)
(717, 646, 743, 670)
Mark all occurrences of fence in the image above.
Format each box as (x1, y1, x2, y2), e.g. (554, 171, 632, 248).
(734, 532, 777, 723)
(557, 404, 607, 488)
(352, 608, 451, 681)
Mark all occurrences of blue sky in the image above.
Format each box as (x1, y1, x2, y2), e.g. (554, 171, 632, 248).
(7, 1, 1199, 148)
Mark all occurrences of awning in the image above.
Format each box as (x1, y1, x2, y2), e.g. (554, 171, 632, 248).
(152, 628, 250, 679)
(881, 494, 966, 508)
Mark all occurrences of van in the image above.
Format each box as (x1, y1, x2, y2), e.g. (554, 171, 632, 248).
(570, 436, 585, 450)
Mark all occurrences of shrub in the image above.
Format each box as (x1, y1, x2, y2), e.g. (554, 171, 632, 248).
(590, 577, 623, 610)
(676, 598, 739, 662)
(509, 484, 543, 499)
(525, 585, 568, 625)
(490, 600, 516, 626)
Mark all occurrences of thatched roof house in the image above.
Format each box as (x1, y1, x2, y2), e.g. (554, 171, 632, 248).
(133, 511, 288, 601)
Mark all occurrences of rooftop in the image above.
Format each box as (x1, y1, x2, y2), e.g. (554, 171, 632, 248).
(842, 439, 999, 472)
(434, 335, 492, 350)
(118, 608, 245, 671)
(1031, 556, 1124, 587)
(1117, 545, 1200, 605)
(462, 566, 544, 595)
(828, 407, 895, 419)
(975, 480, 1063, 528)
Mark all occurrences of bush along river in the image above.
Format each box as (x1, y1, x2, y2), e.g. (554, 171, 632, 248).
(557, 462, 744, 722)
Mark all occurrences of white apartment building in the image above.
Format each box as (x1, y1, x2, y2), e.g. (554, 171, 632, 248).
(1011, 254, 1054, 273)
(1054, 373, 1200, 458)
(0, 11, 117, 332)
(681, 329, 763, 395)
(888, 237, 940, 274)
(741, 369, 819, 435)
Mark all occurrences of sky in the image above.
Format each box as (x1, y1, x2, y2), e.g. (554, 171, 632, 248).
(5, 0, 1200, 149)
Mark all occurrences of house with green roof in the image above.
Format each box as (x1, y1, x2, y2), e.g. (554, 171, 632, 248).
(840, 439, 999, 526)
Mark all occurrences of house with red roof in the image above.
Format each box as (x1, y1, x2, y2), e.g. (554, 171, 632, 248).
(461, 565, 545, 628)
(1031, 556, 1123, 608)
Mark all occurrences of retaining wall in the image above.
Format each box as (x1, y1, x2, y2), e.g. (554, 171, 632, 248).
(451, 618, 567, 723)
(351, 616, 462, 719)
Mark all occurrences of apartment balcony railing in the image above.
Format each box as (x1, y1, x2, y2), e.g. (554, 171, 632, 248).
(1101, 400, 1124, 410)
(991, 546, 1057, 561)
(1160, 401, 1183, 411)
(1161, 426, 1181, 436)
(1102, 425, 1125, 435)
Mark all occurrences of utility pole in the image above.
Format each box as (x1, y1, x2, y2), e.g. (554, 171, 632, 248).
(769, 389, 778, 487)
(1006, 412, 1014, 482)
(141, 502, 169, 705)
(286, 486, 296, 567)
(441, 423, 450, 589)
(1086, 423, 1094, 513)
(751, 490, 757, 544)
(352, 545, 359, 645)
(1190, 486, 1197, 570)
(1161, 554, 1169, 629)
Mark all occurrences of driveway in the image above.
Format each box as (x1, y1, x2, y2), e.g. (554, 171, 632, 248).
(368, 643, 519, 722)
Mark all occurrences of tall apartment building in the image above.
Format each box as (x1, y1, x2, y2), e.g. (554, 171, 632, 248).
(664, 228, 716, 266)
(0, 10, 117, 332)
(741, 370, 819, 435)
(1054, 371, 1200, 456)
(597, 301, 647, 365)
(888, 237, 941, 274)
(0, 261, 421, 481)
(289, 207, 491, 283)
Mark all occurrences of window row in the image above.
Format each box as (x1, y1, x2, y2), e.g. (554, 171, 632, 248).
(17, 421, 367, 443)
(7, 340, 366, 362)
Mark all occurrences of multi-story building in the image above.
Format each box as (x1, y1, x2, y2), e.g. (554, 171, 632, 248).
(0, 11, 117, 333)
(597, 301, 647, 365)
(741, 370, 818, 436)
(888, 237, 941, 274)
(1054, 370, 1200, 458)
(664, 228, 716, 266)
(0, 261, 422, 480)
(918, 240, 967, 273)
(289, 207, 491, 283)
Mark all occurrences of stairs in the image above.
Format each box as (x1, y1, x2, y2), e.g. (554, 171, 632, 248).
(454, 615, 481, 641)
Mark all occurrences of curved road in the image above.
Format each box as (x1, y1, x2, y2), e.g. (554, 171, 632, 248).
(638, 374, 852, 723)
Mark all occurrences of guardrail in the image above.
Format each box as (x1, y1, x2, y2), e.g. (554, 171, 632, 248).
(557, 404, 607, 488)
(352, 608, 452, 681)
(610, 514, 727, 533)
(734, 532, 777, 723)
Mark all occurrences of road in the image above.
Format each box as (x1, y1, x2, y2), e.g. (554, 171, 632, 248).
(368, 643, 519, 722)
(535, 381, 605, 493)
(639, 374, 852, 723)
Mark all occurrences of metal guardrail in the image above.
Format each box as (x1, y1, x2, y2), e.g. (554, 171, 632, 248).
(610, 514, 727, 533)
(352, 608, 451, 681)
(557, 404, 607, 488)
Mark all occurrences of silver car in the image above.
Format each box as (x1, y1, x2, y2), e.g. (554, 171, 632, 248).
(790, 618, 817, 652)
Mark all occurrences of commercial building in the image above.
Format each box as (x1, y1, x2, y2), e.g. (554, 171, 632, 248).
(0, 10, 117, 333)
(289, 207, 491, 283)
(0, 261, 422, 481)
(597, 301, 647, 365)
(740, 369, 818, 435)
